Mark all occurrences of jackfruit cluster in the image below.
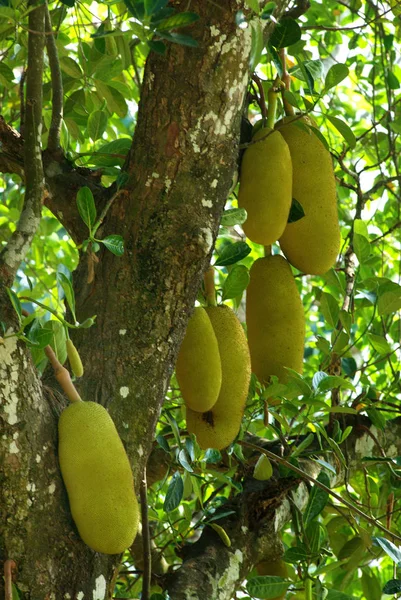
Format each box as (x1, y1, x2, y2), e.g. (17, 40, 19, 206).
(238, 113, 340, 275)
(178, 304, 251, 450)
(58, 400, 138, 554)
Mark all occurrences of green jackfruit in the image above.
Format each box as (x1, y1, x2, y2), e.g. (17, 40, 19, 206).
(246, 255, 305, 384)
(58, 400, 138, 554)
(176, 307, 222, 412)
(66, 339, 84, 378)
(276, 116, 341, 274)
(238, 127, 292, 246)
(186, 305, 251, 450)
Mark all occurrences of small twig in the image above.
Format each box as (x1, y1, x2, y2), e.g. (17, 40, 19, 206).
(44, 345, 82, 403)
(45, 3, 63, 151)
(140, 468, 151, 600)
(4, 559, 17, 600)
(279, 48, 294, 117)
(91, 189, 124, 238)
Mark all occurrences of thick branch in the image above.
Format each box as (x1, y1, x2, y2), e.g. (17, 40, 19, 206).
(0, 1, 46, 285)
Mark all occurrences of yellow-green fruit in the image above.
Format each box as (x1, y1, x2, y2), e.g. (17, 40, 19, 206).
(253, 454, 273, 481)
(246, 255, 305, 384)
(276, 116, 341, 275)
(176, 307, 222, 412)
(238, 127, 293, 246)
(186, 305, 251, 450)
(66, 339, 84, 378)
(256, 560, 289, 600)
(58, 400, 139, 554)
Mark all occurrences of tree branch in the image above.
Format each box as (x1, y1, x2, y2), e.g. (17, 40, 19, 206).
(45, 3, 63, 152)
(0, 0, 46, 286)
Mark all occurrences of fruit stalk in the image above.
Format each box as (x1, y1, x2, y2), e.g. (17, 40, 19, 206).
(266, 87, 279, 130)
(280, 48, 295, 117)
(44, 345, 82, 403)
(204, 267, 217, 307)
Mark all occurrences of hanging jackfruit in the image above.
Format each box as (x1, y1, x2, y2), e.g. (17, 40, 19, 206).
(276, 115, 341, 274)
(246, 255, 305, 384)
(58, 400, 139, 554)
(176, 307, 222, 412)
(238, 127, 293, 246)
(186, 305, 251, 450)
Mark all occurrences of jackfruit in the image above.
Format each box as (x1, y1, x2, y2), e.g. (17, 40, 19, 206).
(256, 559, 289, 600)
(238, 127, 293, 246)
(176, 307, 222, 412)
(276, 116, 341, 274)
(253, 454, 273, 480)
(58, 400, 138, 554)
(66, 339, 84, 378)
(186, 305, 251, 450)
(246, 255, 305, 384)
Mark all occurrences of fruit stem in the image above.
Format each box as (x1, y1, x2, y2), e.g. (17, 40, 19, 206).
(204, 267, 217, 306)
(280, 48, 295, 116)
(305, 577, 313, 600)
(266, 87, 279, 129)
(264, 245, 271, 256)
(44, 345, 82, 403)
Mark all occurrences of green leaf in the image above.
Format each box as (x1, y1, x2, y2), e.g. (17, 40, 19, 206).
(87, 110, 108, 141)
(155, 12, 199, 32)
(6, 288, 22, 323)
(312, 371, 328, 391)
(324, 63, 349, 90)
(214, 241, 251, 266)
(354, 218, 369, 238)
(383, 580, 401, 594)
(28, 320, 54, 348)
(325, 114, 356, 148)
(178, 448, 193, 472)
(76, 186, 97, 232)
(318, 376, 356, 392)
(90, 138, 132, 167)
(249, 19, 264, 71)
(156, 434, 170, 453)
(100, 234, 124, 256)
(247, 576, 290, 599)
(245, 0, 259, 12)
(287, 197, 305, 223)
(283, 545, 309, 562)
(163, 471, 183, 511)
(378, 289, 401, 316)
(222, 265, 250, 301)
(387, 70, 400, 90)
(158, 31, 198, 47)
(60, 57, 83, 79)
(43, 320, 67, 364)
(372, 537, 401, 563)
(270, 18, 301, 49)
(94, 80, 128, 117)
(304, 471, 330, 522)
(57, 272, 76, 322)
(0, 62, 15, 85)
(220, 208, 247, 227)
(353, 233, 370, 263)
(144, 0, 168, 16)
(368, 333, 392, 355)
(261, 2, 276, 19)
(320, 292, 339, 328)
